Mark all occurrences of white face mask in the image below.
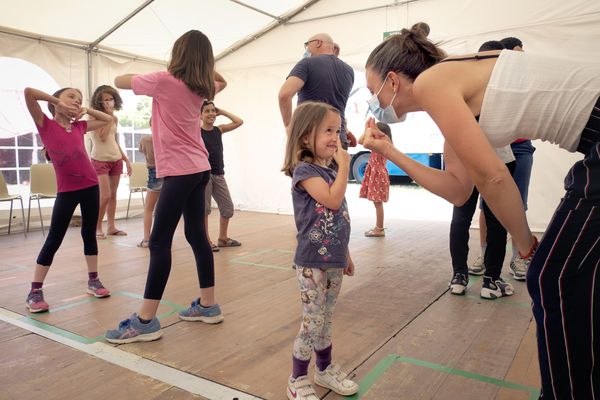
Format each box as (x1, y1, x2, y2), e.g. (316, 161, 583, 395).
(367, 75, 406, 124)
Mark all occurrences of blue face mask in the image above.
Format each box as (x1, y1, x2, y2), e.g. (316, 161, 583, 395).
(367, 75, 406, 124)
(302, 50, 311, 59)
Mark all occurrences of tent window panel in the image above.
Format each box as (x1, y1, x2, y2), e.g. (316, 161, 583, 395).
(123, 132, 133, 148)
(0, 137, 15, 146)
(134, 150, 145, 163)
(1, 169, 17, 185)
(133, 133, 146, 148)
(0, 149, 16, 168)
(37, 150, 47, 163)
(18, 149, 34, 168)
(18, 169, 30, 185)
(17, 133, 34, 146)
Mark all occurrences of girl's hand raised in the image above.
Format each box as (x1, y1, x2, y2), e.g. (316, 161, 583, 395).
(359, 118, 392, 155)
(55, 101, 80, 120)
(74, 107, 88, 121)
(332, 136, 350, 167)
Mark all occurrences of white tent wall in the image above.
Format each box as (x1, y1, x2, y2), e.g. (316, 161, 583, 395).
(0, 31, 164, 102)
(91, 53, 164, 91)
(216, 0, 600, 230)
(0, 32, 89, 99)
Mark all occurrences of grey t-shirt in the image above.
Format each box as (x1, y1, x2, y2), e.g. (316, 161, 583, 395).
(291, 162, 351, 269)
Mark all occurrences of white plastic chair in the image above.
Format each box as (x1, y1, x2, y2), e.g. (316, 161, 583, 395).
(0, 172, 26, 237)
(27, 163, 57, 236)
(126, 162, 148, 219)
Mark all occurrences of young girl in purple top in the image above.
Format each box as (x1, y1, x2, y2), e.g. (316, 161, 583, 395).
(282, 102, 359, 400)
(106, 30, 227, 344)
(23, 87, 114, 313)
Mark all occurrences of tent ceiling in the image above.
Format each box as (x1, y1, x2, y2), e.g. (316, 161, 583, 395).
(0, 0, 310, 62)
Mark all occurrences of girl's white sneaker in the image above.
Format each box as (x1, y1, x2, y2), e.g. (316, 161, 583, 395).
(314, 363, 359, 396)
(287, 375, 320, 400)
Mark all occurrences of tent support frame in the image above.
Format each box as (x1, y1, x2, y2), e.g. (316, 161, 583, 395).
(286, 0, 420, 25)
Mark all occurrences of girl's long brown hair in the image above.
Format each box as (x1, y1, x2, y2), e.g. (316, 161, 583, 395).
(168, 30, 215, 99)
(282, 102, 339, 177)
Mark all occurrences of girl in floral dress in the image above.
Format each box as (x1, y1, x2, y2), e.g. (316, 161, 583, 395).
(360, 122, 392, 237)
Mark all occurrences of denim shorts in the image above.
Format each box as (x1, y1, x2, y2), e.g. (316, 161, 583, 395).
(147, 167, 163, 192)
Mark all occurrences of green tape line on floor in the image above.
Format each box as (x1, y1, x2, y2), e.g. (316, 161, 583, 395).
(348, 354, 540, 400)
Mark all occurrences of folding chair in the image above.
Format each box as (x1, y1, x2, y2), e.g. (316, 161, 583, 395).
(27, 163, 57, 236)
(0, 172, 26, 237)
(126, 162, 148, 219)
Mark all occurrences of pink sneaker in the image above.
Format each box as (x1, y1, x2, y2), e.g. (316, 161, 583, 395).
(26, 289, 49, 313)
(87, 278, 111, 298)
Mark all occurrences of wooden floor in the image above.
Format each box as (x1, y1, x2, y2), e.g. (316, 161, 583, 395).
(0, 209, 540, 400)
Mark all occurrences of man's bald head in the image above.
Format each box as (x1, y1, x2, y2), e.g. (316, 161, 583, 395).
(306, 33, 335, 55)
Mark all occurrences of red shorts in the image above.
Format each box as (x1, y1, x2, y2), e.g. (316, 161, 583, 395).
(92, 159, 123, 176)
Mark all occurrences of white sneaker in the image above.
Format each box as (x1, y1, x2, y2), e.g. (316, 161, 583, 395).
(480, 276, 514, 299)
(468, 256, 486, 275)
(509, 258, 528, 281)
(314, 363, 359, 396)
(287, 375, 320, 400)
(449, 273, 468, 295)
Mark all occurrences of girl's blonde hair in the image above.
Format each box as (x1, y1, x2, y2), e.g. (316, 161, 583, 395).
(282, 101, 340, 177)
(168, 30, 215, 99)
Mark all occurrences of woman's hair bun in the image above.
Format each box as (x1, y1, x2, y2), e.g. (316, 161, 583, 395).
(410, 22, 430, 37)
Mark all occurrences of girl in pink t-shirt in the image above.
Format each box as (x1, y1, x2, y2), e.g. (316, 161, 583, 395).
(23, 87, 114, 313)
(106, 30, 227, 344)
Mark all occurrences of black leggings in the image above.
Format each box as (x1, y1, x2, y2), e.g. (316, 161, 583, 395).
(144, 171, 214, 300)
(36, 185, 99, 266)
(449, 161, 516, 280)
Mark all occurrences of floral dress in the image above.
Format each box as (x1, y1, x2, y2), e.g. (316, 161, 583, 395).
(359, 152, 389, 202)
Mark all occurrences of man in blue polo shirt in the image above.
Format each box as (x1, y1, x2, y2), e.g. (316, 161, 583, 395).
(278, 33, 354, 148)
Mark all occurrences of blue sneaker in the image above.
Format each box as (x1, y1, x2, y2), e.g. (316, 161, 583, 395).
(105, 313, 162, 344)
(179, 299, 224, 323)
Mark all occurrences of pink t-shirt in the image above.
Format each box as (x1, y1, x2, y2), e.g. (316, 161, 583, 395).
(132, 71, 223, 178)
(36, 114, 98, 193)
